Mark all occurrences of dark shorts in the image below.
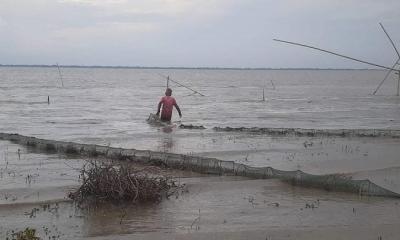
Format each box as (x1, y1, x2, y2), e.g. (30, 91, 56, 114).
(160, 115, 171, 122)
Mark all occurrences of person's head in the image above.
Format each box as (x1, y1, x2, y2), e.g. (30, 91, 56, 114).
(165, 88, 172, 96)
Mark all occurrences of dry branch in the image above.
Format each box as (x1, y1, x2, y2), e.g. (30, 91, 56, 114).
(69, 160, 179, 203)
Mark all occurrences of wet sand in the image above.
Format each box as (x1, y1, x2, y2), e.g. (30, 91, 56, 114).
(1, 140, 400, 239)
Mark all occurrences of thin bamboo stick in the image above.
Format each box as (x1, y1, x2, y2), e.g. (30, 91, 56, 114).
(273, 39, 398, 71)
(56, 63, 64, 87)
(158, 74, 205, 96)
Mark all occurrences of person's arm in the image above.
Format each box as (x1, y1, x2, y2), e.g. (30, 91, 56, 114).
(174, 103, 182, 118)
(156, 101, 162, 115)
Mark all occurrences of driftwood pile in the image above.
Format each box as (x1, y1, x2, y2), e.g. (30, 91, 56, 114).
(69, 160, 178, 203)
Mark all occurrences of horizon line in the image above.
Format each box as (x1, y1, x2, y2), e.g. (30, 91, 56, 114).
(0, 64, 383, 71)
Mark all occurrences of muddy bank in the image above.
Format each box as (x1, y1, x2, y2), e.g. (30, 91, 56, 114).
(213, 126, 400, 138)
(1, 138, 400, 240)
(80, 178, 400, 240)
(3, 175, 400, 240)
(1, 132, 399, 198)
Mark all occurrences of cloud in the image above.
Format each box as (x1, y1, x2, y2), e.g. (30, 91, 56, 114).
(58, 0, 232, 19)
(0, 0, 399, 67)
(0, 16, 6, 27)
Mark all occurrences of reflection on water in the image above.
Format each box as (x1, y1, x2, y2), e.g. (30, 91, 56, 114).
(161, 126, 174, 134)
(82, 202, 170, 236)
(81, 177, 400, 238)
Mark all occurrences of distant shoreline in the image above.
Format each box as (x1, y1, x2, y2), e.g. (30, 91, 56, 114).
(0, 64, 381, 71)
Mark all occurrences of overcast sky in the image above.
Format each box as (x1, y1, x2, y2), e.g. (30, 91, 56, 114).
(1, 0, 399, 68)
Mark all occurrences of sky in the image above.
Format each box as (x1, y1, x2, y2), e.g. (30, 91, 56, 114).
(0, 0, 400, 68)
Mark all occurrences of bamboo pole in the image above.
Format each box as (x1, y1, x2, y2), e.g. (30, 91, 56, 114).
(380, 23, 400, 59)
(169, 78, 205, 96)
(158, 74, 205, 96)
(56, 63, 64, 87)
(397, 71, 400, 96)
(375, 23, 400, 96)
(372, 59, 400, 95)
(273, 39, 398, 71)
(381, 22, 400, 96)
(274, 37, 400, 96)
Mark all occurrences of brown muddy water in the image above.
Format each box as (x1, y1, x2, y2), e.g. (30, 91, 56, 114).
(1, 67, 400, 239)
(1, 139, 400, 240)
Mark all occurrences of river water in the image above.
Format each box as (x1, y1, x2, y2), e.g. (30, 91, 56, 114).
(1, 67, 400, 239)
(1, 67, 399, 137)
(1, 66, 400, 173)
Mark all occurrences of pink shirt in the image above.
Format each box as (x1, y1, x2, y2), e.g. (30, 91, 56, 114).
(159, 96, 177, 121)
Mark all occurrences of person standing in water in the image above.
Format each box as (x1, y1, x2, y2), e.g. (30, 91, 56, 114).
(156, 88, 182, 122)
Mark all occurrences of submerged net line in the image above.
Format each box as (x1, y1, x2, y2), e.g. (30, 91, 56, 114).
(1, 132, 399, 198)
(179, 124, 400, 138)
(212, 127, 400, 138)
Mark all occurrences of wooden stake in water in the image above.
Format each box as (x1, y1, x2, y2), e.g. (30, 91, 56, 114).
(262, 88, 265, 101)
(270, 80, 276, 90)
(167, 76, 169, 88)
(397, 71, 400, 96)
(56, 63, 64, 87)
(48, 96, 50, 104)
